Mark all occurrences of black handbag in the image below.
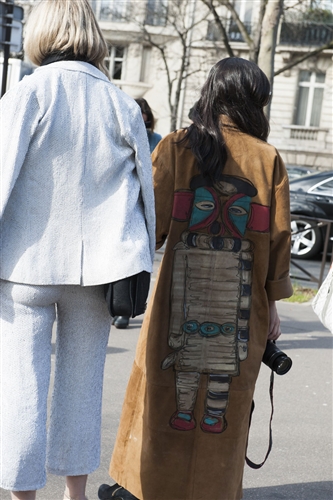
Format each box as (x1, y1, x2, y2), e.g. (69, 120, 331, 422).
(104, 271, 151, 318)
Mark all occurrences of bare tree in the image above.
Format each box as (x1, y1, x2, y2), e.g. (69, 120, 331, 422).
(109, 0, 210, 131)
(143, 1, 208, 130)
(201, 0, 333, 117)
(257, 0, 284, 100)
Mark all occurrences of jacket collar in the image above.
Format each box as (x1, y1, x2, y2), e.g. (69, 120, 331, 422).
(41, 52, 96, 67)
(219, 115, 238, 130)
(35, 60, 110, 83)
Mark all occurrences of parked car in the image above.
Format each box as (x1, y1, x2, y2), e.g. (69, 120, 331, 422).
(289, 171, 333, 259)
(286, 164, 313, 180)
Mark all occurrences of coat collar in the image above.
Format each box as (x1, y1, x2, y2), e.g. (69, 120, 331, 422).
(35, 60, 110, 83)
(219, 115, 238, 130)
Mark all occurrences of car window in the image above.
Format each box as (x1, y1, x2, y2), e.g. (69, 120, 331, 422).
(309, 178, 333, 196)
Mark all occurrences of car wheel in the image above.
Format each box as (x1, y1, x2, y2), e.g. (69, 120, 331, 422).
(291, 219, 322, 259)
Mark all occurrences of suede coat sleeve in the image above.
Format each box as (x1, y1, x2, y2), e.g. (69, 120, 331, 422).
(266, 153, 293, 300)
(152, 140, 175, 250)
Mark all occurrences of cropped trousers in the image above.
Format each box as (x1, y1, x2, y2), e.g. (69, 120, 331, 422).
(0, 280, 111, 491)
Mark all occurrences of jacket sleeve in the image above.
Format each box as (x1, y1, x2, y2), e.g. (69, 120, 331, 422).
(0, 83, 40, 219)
(265, 153, 293, 300)
(152, 140, 175, 250)
(125, 104, 156, 265)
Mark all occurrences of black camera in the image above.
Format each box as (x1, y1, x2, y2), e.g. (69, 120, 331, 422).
(262, 341, 292, 375)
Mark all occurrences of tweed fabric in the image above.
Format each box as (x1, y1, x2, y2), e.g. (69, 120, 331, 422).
(0, 61, 155, 285)
(0, 280, 111, 491)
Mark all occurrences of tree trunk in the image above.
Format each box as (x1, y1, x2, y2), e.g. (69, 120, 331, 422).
(251, 0, 267, 64)
(258, 0, 284, 119)
(170, 109, 178, 132)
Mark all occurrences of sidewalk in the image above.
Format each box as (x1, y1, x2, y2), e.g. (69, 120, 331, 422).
(1, 253, 332, 499)
(242, 300, 332, 499)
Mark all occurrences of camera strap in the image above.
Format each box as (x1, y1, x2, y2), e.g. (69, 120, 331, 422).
(245, 370, 274, 469)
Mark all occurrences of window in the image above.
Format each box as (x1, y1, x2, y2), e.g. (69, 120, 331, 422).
(106, 46, 125, 80)
(99, 0, 129, 22)
(145, 0, 167, 26)
(310, 178, 333, 196)
(294, 71, 326, 127)
(233, 0, 253, 23)
(140, 46, 152, 83)
(206, 20, 223, 42)
(229, 0, 253, 40)
(206, 0, 253, 42)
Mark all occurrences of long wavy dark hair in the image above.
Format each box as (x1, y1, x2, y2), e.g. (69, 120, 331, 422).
(183, 57, 271, 180)
(135, 97, 155, 131)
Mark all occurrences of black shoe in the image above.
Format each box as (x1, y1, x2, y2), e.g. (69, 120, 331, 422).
(98, 483, 138, 500)
(113, 316, 130, 329)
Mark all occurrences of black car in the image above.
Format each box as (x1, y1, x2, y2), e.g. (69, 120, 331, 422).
(286, 164, 313, 180)
(289, 171, 333, 259)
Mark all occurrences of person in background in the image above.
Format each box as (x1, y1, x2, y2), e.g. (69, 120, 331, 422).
(136, 97, 162, 154)
(99, 57, 292, 500)
(0, 1, 155, 499)
(113, 98, 162, 330)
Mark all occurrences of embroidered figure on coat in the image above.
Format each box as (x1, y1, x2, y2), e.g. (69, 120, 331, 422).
(161, 174, 270, 434)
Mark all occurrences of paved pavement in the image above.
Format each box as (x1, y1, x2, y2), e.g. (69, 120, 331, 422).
(290, 254, 331, 289)
(1, 250, 332, 499)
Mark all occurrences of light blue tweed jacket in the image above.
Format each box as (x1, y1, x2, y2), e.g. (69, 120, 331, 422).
(0, 61, 155, 285)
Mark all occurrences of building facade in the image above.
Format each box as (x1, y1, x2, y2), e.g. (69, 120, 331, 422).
(3, 0, 332, 170)
(91, 0, 333, 170)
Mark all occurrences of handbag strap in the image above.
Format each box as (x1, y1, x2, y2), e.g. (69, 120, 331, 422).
(246, 370, 274, 469)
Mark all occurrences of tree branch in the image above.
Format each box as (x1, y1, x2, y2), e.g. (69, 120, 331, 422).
(200, 0, 234, 57)
(274, 41, 333, 76)
(216, 0, 256, 55)
(141, 28, 174, 109)
(251, 0, 268, 63)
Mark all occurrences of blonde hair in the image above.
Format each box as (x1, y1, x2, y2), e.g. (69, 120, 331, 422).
(24, 0, 109, 78)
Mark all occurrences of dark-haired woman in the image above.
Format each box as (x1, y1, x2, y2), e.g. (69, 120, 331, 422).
(100, 57, 292, 500)
(135, 97, 162, 154)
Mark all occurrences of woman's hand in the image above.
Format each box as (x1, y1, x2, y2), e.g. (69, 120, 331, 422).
(267, 300, 281, 341)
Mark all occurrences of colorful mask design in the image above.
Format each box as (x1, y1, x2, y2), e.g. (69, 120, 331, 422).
(163, 174, 270, 434)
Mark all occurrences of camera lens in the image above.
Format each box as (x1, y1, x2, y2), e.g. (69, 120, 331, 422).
(273, 354, 292, 375)
(262, 341, 292, 375)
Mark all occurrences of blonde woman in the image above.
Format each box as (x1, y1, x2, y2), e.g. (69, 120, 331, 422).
(0, 1, 155, 500)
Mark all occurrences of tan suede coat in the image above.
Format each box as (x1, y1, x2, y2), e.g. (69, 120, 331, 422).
(110, 125, 293, 500)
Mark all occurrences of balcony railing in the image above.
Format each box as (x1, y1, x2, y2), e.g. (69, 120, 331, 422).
(206, 19, 332, 47)
(283, 125, 329, 142)
(280, 21, 333, 46)
(228, 21, 252, 42)
(206, 20, 252, 43)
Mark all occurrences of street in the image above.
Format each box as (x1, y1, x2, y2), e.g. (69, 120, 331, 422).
(1, 251, 332, 500)
(290, 253, 332, 289)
